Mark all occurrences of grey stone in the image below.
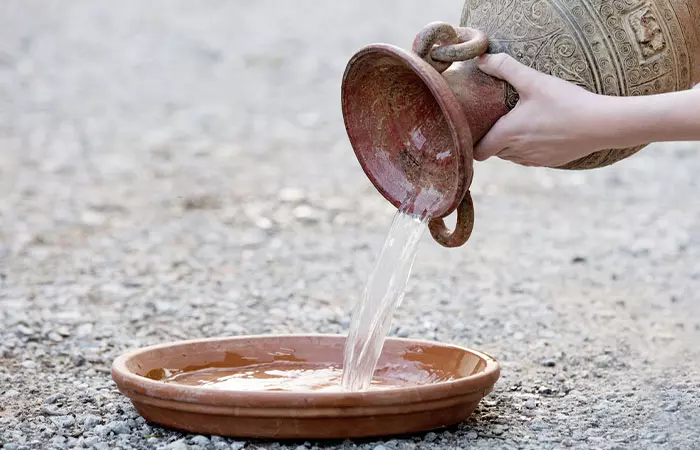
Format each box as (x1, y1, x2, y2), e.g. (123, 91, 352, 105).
(278, 187, 306, 203)
(50, 435, 67, 445)
(653, 433, 669, 444)
(423, 432, 437, 442)
(50, 415, 75, 428)
(20, 360, 36, 369)
(190, 435, 210, 446)
(529, 419, 548, 431)
(491, 425, 507, 436)
(106, 420, 130, 435)
(92, 424, 109, 438)
(166, 439, 190, 450)
(44, 393, 66, 404)
(80, 414, 102, 429)
(524, 399, 537, 409)
(572, 431, 587, 441)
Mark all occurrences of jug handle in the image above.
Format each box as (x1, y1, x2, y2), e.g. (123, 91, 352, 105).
(428, 191, 475, 248)
(413, 22, 489, 73)
(414, 22, 486, 248)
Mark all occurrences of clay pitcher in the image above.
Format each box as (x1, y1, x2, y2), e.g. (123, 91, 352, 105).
(341, 0, 700, 248)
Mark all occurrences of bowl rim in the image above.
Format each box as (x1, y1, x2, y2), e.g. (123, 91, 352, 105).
(112, 334, 500, 408)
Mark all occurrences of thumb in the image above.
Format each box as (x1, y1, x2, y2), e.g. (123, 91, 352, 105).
(476, 53, 540, 92)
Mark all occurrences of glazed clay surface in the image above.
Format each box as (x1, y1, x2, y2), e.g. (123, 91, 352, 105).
(461, 0, 700, 169)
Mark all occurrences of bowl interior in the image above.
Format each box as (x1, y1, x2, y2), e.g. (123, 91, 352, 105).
(342, 46, 468, 218)
(121, 335, 491, 390)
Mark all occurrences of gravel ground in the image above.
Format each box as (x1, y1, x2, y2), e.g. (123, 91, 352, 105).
(1, 1, 699, 449)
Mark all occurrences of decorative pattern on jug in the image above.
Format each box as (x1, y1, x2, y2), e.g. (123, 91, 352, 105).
(461, 0, 696, 169)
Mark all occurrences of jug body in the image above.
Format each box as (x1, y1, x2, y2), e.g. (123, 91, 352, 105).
(461, 0, 700, 169)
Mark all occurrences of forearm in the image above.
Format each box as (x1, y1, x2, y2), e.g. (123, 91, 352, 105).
(593, 89, 700, 149)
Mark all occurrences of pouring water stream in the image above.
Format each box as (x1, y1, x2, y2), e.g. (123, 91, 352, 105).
(342, 206, 429, 392)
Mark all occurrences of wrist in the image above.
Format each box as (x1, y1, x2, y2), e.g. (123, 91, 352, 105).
(587, 89, 700, 148)
(585, 94, 655, 150)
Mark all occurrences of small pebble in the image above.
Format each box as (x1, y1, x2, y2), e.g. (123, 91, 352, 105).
(3, 389, 19, 398)
(92, 424, 109, 438)
(254, 217, 274, 230)
(44, 393, 66, 404)
(664, 401, 680, 412)
(166, 439, 189, 450)
(529, 419, 547, 431)
(541, 359, 556, 368)
(49, 415, 75, 428)
(16, 324, 34, 336)
(43, 406, 67, 416)
(374, 445, 387, 450)
(424, 432, 437, 442)
(572, 431, 587, 441)
(491, 424, 507, 435)
(538, 386, 555, 395)
(653, 433, 669, 444)
(293, 205, 323, 223)
(107, 420, 130, 435)
(190, 435, 210, 446)
(278, 187, 306, 203)
(524, 399, 538, 410)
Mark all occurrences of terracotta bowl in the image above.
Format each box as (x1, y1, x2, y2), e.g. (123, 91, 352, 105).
(111, 335, 500, 439)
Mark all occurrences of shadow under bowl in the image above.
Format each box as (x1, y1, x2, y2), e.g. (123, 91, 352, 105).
(111, 334, 500, 439)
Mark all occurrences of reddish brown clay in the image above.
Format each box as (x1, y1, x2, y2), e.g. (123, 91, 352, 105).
(343, 0, 700, 248)
(111, 335, 500, 439)
(342, 32, 500, 248)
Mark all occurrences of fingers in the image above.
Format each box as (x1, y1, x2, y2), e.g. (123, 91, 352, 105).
(473, 116, 511, 161)
(475, 53, 541, 92)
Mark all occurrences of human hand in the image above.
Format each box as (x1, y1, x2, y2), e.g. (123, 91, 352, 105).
(473, 53, 616, 167)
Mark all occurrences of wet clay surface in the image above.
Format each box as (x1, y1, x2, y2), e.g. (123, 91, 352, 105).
(125, 336, 482, 392)
(146, 351, 457, 392)
(152, 361, 450, 392)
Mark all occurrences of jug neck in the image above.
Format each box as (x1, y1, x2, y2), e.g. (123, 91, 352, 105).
(442, 60, 510, 145)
